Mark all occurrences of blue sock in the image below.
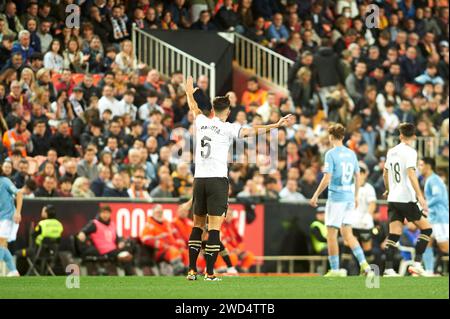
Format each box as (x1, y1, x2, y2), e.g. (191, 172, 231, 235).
(328, 255, 339, 270)
(0, 247, 16, 272)
(352, 246, 367, 265)
(423, 247, 435, 272)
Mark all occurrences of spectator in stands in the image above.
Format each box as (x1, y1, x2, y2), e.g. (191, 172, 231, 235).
(77, 205, 134, 275)
(290, 67, 316, 117)
(102, 172, 128, 197)
(35, 68, 56, 101)
(84, 37, 104, 74)
(150, 173, 174, 198)
(395, 99, 416, 124)
(79, 74, 99, 103)
(49, 121, 78, 157)
(191, 10, 217, 31)
(25, 18, 40, 54)
(0, 34, 14, 70)
(143, 7, 159, 30)
(245, 16, 267, 45)
(279, 179, 305, 201)
(345, 61, 370, 104)
(0, 2, 24, 37)
(216, 0, 241, 32)
(127, 167, 151, 200)
(415, 62, 445, 85)
(168, 0, 191, 29)
(277, 32, 302, 62)
(115, 39, 137, 73)
(55, 68, 75, 97)
(90, 165, 111, 198)
(77, 147, 99, 182)
(117, 90, 137, 120)
(57, 175, 72, 197)
(34, 175, 57, 197)
(400, 46, 423, 83)
(12, 30, 34, 63)
(172, 162, 193, 197)
(108, 5, 130, 44)
(267, 13, 289, 48)
(144, 69, 169, 98)
(241, 77, 268, 112)
(160, 11, 178, 31)
(2, 117, 32, 157)
(71, 176, 94, 198)
(12, 158, 29, 189)
(98, 85, 120, 117)
(43, 39, 64, 73)
(37, 19, 53, 54)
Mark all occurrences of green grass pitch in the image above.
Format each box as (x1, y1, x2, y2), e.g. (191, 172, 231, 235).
(0, 276, 448, 299)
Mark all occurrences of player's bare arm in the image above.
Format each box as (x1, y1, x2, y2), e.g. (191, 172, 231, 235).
(382, 168, 389, 198)
(184, 76, 202, 116)
(309, 173, 331, 207)
(13, 189, 23, 224)
(239, 114, 293, 138)
(407, 167, 429, 213)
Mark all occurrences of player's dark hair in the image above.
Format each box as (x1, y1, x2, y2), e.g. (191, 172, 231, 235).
(399, 122, 415, 138)
(212, 96, 230, 113)
(422, 157, 436, 171)
(328, 123, 345, 140)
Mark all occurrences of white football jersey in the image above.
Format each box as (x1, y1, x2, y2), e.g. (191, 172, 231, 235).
(353, 182, 377, 229)
(385, 143, 418, 203)
(194, 114, 241, 178)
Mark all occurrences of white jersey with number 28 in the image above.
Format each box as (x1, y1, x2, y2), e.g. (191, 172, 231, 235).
(385, 143, 418, 203)
(194, 114, 241, 178)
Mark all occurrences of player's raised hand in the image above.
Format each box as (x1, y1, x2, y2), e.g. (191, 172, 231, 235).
(277, 114, 294, 127)
(185, 76, 199, 95)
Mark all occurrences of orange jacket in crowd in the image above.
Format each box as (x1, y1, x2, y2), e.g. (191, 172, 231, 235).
(140, 217, 185, 250)
(221, 218, 243, 251)
(241, 89, 268, 112)
(172, 216, 194, 244)
(2, 129, 29, 157)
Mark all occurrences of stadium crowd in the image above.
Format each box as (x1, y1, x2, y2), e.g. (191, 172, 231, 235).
(0, 0, 448, 274)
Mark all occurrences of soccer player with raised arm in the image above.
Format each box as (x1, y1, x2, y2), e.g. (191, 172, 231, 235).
(418, 157, 448, 276)
(0, 166, 23, 276)
(383, 123, 432, 277)
(310, 123, 373, 277)
(184, 76, 292, 281)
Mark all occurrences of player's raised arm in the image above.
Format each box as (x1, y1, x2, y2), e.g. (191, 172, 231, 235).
(407, 167, 428, 213)
(184, 76, 202, 117)
(239, 114, 293, 138)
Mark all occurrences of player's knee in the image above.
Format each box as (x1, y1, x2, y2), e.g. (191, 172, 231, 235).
(193, 215, 207, 228)
(207, 216, 223, 230)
